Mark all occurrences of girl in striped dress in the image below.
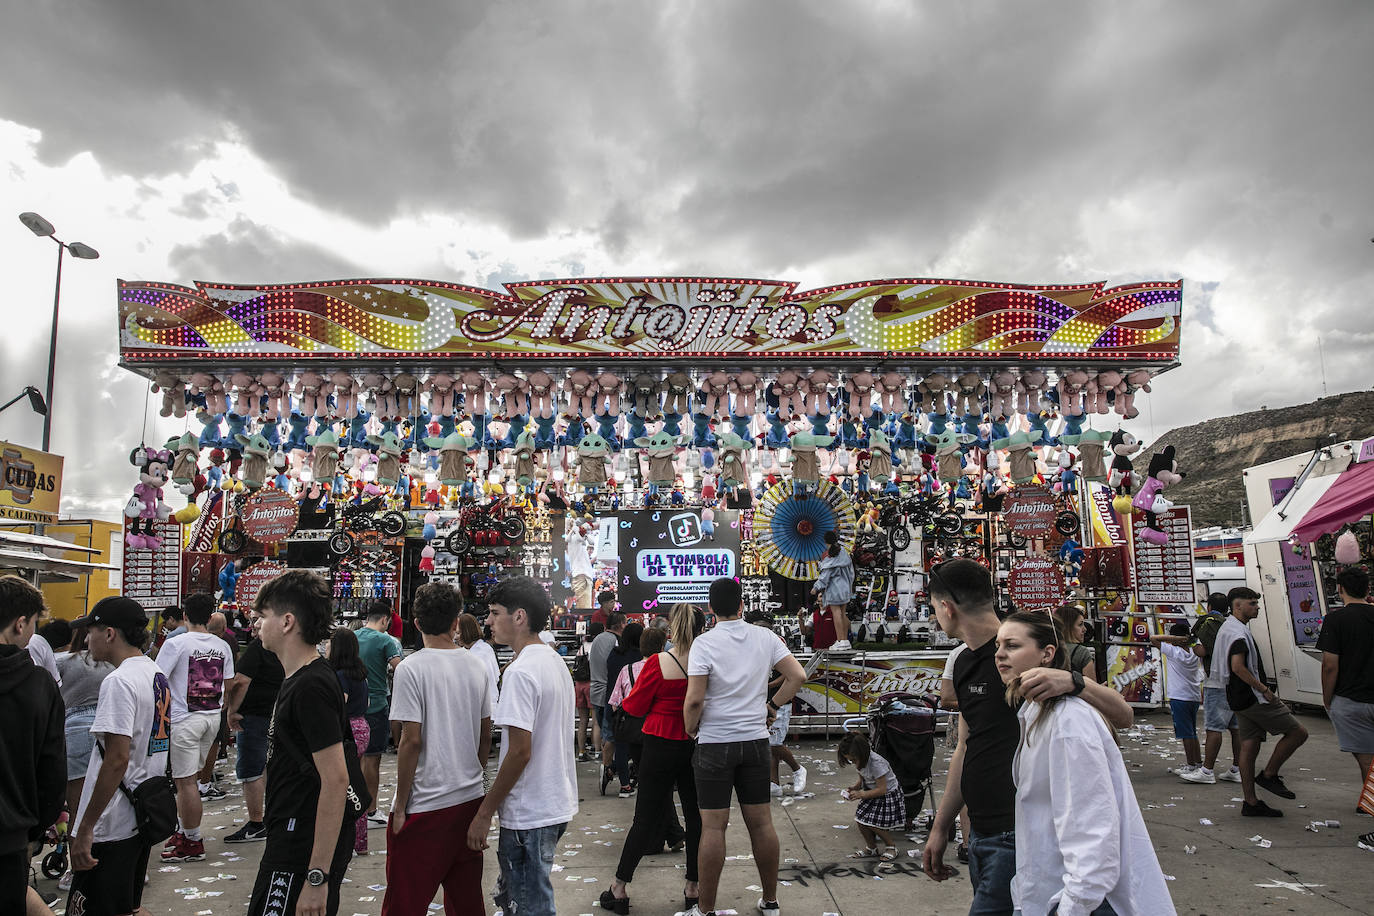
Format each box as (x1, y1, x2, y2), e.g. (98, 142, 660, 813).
(838, 732, 905, 861)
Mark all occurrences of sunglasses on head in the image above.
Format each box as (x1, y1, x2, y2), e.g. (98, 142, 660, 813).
(929, 562, 962, 607)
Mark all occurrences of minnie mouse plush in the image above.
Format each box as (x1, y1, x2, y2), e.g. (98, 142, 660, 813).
(1133, 445, 1184, 544)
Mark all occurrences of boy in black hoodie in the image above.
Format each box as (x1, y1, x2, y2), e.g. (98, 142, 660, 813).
(0, 575, 66, 913)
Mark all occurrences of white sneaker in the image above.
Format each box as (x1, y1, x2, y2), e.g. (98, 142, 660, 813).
(832, 640, 852, 651)
(770, 782, 783, 797)
(366, 812, 389, 829)
(793, 765, 808, 794)
(1179, 767, 1216, 784)
(1218, 766, 1243, 783)
(758, 898, 782, 915)
(1175, 764, 1198, 776)
(58, 871, 73, 892)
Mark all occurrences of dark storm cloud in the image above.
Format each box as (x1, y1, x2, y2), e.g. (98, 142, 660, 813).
(166, 216, 369, 284)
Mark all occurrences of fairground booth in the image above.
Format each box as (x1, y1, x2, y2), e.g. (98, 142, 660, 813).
(114, 273, 1187, 725)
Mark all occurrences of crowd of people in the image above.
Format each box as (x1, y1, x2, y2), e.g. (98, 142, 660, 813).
(1, 559, 1372, 915)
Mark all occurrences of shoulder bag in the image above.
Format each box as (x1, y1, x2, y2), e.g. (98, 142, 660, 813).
(95, 739, 177, 845)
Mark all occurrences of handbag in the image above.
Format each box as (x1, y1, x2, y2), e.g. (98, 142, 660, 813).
(95, 739, 177, 845)
(571, 645, 591, 683)
(612, 663, 645, 746)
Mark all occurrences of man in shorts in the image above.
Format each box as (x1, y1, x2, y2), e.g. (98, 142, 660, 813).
(357, 602, 402, 828)
(157, 592, 235, 862)
(1218, 587, 1309, 816)
(1317, 568, 1374, 794)
(1181, 591, 1244, 785)
(224, 606, 283, 843)
(764, 647, 807, 797)
(685, 578, 806, 916)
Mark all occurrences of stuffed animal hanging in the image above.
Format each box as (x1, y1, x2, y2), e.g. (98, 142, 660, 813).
(1133, 445, 1184, 544)
(843, 370, 876, 420)
(927, 428, 977, 484)
(330, 371, 360, 420)
(235, 431, 273, 490)
(306, 429, 342, 483)
(1107, 429, 1141, 511)
(801, 369, 835, 417)
(917, 372, 952, 416)
(526, 370, 557, 419)
(631, 372, 662, 419)
(729, 370, 761, 418)
(660, 371, 694, 417)
(594, 370, 624, 417)
(1119, 369, 1152, 420)
(783, 430, 833, 497)
(988, 369, 1018, 419)
(1016, 369, 1050, 415)
(151, 370, 188, 418)
(991, 429, 1044, 484)
(770, 369, 804, 419)
(574, 432, 612, 495)
(877, 370, 907, 415)
(954, 372, 987, 417)
(294, 370, 329, 418)
(124, 447, 173, 549)
(391, 372, 420, 420)
(700, 370, 731, 419)
(422, 429, 478, 487)
(492, 372, 529, 419)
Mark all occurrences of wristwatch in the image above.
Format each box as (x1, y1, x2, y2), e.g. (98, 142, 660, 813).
(767, 697, 781, 711)
(306, 867, 327, 887)
(1069, 671, 1086, 696)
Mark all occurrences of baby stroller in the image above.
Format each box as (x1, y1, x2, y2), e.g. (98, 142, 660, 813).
(846, 692, 938, 831)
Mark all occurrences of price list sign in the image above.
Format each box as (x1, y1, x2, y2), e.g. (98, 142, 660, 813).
(1131, 506, 1195, 604)
(121, 518, 181, 608)
(1007, 556, 1066, 612)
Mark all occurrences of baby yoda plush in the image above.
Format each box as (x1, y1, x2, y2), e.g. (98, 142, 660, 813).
(926, 428, 977, 483)
(716, 430, 755, 493)
(366, 431, 404, 487)
(868, 428, 895, 486)
(422, 430, 478, 487)
(1060, 428, 1113, 482)
(784, 430, 833, 496)
(235, 431, 273, 490)
(575, 432, 612, 495)
(306, 429, 343, 483)
(634, 430, 688, 497)
(512, 430, 538, 490)
(990, 429, 1044, 484)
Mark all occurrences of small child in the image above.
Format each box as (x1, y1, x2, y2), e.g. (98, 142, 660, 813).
(837, 732, 905, 861)
(1150, 622, 1205, 776)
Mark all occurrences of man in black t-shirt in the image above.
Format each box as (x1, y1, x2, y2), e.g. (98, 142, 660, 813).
(1317, 566, 1374, 788)
(225, 607, 285, 843)
(922, 559, 1134, 915)
(249, 571, 356, 916)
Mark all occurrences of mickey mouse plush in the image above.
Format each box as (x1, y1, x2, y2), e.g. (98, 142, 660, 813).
(1106, 429, 1140, 512)
(1133, 445, 1184, 545)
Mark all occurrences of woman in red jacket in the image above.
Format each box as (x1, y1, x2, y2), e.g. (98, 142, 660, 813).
(599, 603, 705, 915)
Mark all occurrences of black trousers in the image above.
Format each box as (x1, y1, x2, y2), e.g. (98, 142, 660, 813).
(0, 847, 27, 916)
(616, 734, 701, 884)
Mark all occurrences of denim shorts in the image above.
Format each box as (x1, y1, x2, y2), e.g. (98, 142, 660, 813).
(1169, 699, 1200, 741)
(235, 713, 270, 781)
(364, 710, 390, 756)
(693, 738, 772, 809)
(496, 822, 567, 916)
(1203, 686, 1238, 733)
(65, 705, 98, 780)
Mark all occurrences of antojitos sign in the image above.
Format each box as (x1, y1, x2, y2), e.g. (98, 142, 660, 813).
(1003, 485, 1058, 536)
(119, 276, 1183, 363)
(239, 489, 298, 543)
(1007, 556, 1066, 612)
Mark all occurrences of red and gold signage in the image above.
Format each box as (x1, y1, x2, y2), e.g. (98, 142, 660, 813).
(1003, 485, 1059, 536)
(239, 489, 299, 544)
(235, 561, 287, 610)
(1007, 556, 1067, 612)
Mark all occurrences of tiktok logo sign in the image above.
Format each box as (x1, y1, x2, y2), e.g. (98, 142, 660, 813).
(668, 513, 703, 547)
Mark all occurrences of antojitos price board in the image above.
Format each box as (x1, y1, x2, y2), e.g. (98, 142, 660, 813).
(234, 561, 287, 610)
(240, 489, 299, 544)
(1007, 556, 1067, 612)
(1003, 485, 1058, 536)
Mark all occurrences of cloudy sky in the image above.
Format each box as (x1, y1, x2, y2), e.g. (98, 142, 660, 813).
(2, 0, 1372, 518)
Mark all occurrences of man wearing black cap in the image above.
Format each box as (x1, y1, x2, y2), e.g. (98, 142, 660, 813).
(0, 576, 65, 916)
(66, 595, 172, 916)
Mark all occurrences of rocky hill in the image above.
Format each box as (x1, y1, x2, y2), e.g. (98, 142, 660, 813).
(1133, 391, 1374, 528)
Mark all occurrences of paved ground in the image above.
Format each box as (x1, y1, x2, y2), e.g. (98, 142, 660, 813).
(32, 708, 1374, 915)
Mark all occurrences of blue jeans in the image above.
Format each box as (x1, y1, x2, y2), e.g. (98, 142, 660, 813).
(496, 823, 567, 916)
(966, 828, 1016, 915)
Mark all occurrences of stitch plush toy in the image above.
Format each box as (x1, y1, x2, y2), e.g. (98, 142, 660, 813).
(492, 372, 528, 419)
(1118, 369, 1152, 419)
(877, 370, 908, 415)
(366, 431, 405, 487)
(306, 429, 342, 483)
(1106, 429, 1141, 511)
(700, 370, 731, 419)
(988, 369, 1018, 419)
(770, 369, 804, 419)
(1133, 445, 1184, 544)
(422, 429, 478, 487)
(1016, 369, 1050, 416)
(660, 371, 694, 417)
(151, 370, 187, 418)
(728, 369, 761, 418)
(990, 429, 1044, 484)
(632, 372, 661, 419)
(294, 370, 329, 418)
(124, 447, 173, 549)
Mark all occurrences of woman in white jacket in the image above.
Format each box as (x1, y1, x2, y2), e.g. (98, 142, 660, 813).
(811, 530, 855, 650)
(995, 611, 1175, 916)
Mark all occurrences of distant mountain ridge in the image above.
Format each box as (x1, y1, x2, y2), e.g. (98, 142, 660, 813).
(1131, 390, 1374, 528)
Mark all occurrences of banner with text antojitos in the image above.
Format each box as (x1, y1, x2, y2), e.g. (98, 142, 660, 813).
(0, 440, 63, 523)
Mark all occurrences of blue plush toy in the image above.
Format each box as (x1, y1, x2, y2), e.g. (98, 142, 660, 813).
(535, 415, 558, 449)
(764, 412, 790, 449)
(221, 412, 250, 451)
(596, 413, 621, 449)
(894, 414, 919, 451)
(691, 412, 716, 448)
(218, 560, 239, 602)
(285, 411, 311, 451)
(198, 413, 224, 450)
(262, 422, 281, 451)
(661, 412, 684, 437)
(558, 417, 586, 447)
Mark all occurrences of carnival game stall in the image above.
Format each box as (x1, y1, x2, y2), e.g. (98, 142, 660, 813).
(114, 274, 1185, 717)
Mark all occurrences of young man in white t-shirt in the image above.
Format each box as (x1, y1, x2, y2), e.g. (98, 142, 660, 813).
(467, 575, 577, 916)
(684, 578, 806, 916)
(155, 592, 235, 862)
(384, 583, 492, 914)
(67, 596, 172, 916)
(1150, 622, 1206, 774)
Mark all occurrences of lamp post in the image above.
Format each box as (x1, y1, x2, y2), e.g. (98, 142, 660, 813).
(18, 212, 99, 453)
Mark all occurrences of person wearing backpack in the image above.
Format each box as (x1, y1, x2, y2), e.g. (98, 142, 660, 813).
(572, 624, 601, 760)
(66, 596, 172, 916)
(249, 571, 367, 916)
(1181, 592, 1244, 785)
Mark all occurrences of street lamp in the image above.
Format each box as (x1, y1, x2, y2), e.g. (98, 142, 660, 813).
(0, 387, 48, 417)
(19, 212, 99, 453)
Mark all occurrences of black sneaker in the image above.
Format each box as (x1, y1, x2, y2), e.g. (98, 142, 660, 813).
(1358, 832, 1374, 852)
(1255, 772, 1296, 799)
(224, 821, 268, 843)
(600, 764, 613, 796)
(199, 783, 227, 800)
(1242, 800, 1283, 817)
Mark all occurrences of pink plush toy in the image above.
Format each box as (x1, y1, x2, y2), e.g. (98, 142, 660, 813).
(360, 371, 389, 416)
(728, 370, 760, 417)
(594, 370, 625, 416)
(564, 369, 597, 418)
(526, 370, 556, 419)
(188, 372, 227, 416)
(330, 370, 360, 420)
(229, 372, 258, 417)
(771, 368, 804, 418)
(843, 370, 876, 419)
(461, 369, 489, 418)
(877, 371, 907, 414)
(1092, 369, 1125, 415)
(257, 370, 289, 421)
(1133, 445, 1184, 545)
(391, 372, 419, 419)
(917, 372, 952, 415)
(294, 370, 329, 418)
(424, 371, 455, 418)
(492, 372, 529, 418)
(1057, 369, 1092, 417)
(801, 369, 835, 416)
(1016, 369, 1049, 415)
(700, 370, 731, 418)
(988, 369, 1018, 419)
(151, 370, 188, 419)
(1119, 369, 1152, 420)
(124, 447, 173, 549)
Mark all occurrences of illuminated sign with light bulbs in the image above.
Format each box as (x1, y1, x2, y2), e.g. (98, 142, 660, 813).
(119, 276, 1181, 367)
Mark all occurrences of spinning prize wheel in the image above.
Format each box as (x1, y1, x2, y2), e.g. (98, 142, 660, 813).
(753, 480, 857, 580)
